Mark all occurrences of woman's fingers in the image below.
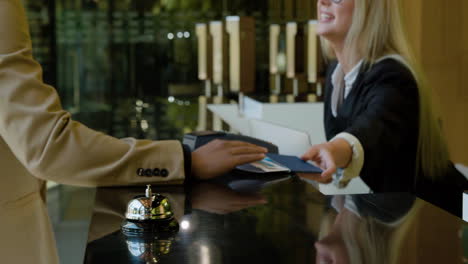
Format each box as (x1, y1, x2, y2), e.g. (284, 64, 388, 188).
(320, 149, 337, 179)
(302, 143, 337, 181)
(321, 165, 337, 180)
(301, 146, 319, 161)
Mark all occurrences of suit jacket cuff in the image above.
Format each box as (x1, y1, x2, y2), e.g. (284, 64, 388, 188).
(182, 143, 192, 185)
(331, 132, 365, 188)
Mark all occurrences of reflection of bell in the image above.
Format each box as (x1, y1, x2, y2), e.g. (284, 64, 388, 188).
(125, 235, 176, 263)
(121, 185, 178, 235)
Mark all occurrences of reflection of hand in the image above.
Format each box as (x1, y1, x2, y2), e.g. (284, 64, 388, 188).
(191, 140, 267, 180)
(191, 183, 267, 215)
(297, 173, 333, 184)
(301, 139, 352, 181)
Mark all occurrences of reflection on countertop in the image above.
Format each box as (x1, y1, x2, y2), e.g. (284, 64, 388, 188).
(47, 185, 96, 264)
(0, 185, 95, 264)
(84, 174, 467, 264)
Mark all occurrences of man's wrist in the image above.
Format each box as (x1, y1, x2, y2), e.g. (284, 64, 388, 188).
(181, 144, 193, 184)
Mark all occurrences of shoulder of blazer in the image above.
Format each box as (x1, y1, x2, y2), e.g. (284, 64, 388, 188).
(361, 58, 417, 87)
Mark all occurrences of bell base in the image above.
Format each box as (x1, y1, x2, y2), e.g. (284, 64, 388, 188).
(121, 219, 179, 237)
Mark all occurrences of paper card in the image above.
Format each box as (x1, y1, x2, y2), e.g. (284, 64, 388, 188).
(236, 156, 290, 174)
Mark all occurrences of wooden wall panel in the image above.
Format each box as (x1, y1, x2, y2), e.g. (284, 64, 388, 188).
(421, 1, 467, 165)
(401, 0, 468, 165)
(462, 2, 468, 165)
(400, 0, 422, 61)
(463, 0, 468, 100)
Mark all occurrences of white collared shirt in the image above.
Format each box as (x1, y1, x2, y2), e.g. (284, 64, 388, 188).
(331, 59, 364, 117)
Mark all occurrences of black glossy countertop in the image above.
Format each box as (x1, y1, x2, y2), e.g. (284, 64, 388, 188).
(83, 173, 467, 264)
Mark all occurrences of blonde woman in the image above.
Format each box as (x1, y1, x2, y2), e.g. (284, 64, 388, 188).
(301, 0, 466, 191)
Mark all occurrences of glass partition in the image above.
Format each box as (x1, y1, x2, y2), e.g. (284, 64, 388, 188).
(24, 0, 317, 140)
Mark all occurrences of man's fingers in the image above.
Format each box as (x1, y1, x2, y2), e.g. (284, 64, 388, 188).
(234, 153, 266, 166)
(217, 140, 268, 153)
(231, 193, 267, 204)
(230, 146, 268, 155)
(224, 140, 267, 150)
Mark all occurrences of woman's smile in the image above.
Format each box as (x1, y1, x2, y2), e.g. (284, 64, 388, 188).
(319, 10, 335, 23)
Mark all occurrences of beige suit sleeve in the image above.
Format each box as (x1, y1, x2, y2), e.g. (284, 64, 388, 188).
(0, 0, 186, 186)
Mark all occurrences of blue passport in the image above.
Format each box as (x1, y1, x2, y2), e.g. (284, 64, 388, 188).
(267, 153, 322, 173)
(236, 153, 322, 174)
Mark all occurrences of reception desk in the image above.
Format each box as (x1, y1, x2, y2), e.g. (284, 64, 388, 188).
(80, 172, 466, 264)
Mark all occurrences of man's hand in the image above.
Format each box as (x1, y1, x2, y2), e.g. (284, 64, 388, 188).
(191, 140, 268, 180)
(191, 182, 267, 214)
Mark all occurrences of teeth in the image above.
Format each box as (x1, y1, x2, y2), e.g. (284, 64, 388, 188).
(321, 13, 333, 20)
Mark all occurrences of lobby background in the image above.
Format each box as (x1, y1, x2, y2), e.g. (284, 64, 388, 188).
(22, 0, 468, 164)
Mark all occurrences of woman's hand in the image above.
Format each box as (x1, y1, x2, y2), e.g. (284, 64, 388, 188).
(301, 139, 353, 181)
(191, 140, 268, 180)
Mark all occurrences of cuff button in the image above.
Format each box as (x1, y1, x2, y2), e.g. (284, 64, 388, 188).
(144, 169, 153, 177)
(152, 168, 160, 176)
(136, 168, 144, 176)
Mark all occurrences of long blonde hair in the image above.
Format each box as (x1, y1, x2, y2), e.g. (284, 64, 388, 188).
(320, 0, 450, 179)
(318, 197, 424, 264)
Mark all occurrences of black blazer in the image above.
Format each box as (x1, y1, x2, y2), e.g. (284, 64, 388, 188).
(323, 58, 468, 216)
(324, 58, 421, 192)
(324, 58, 468, 195)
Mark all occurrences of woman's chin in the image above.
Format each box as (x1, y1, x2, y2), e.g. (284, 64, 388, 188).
(317, 30, 333, 40)
(317, 28, 341, 43)
(317, 25, 333, 37)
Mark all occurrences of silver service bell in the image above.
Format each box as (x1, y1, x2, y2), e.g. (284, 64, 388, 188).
(124, 185, 174, 222)
(121, 185, 179, 262)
